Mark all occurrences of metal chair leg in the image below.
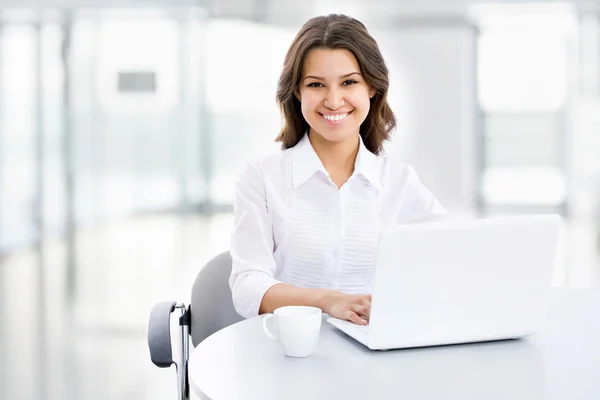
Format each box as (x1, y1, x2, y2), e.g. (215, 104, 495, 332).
(175, 304, 190, 400)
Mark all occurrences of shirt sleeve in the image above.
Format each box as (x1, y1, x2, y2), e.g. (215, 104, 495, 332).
(396, 166, 450, 224)
(229, 161, 282, 319)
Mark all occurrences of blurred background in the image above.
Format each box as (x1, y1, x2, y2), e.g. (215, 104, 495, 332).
(0, 0, 599, 398)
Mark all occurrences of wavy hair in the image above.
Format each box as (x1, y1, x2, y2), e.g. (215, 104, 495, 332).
(275, 14, 396, 155)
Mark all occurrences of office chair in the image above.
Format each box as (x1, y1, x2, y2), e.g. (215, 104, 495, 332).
(148, 251, 244, 400)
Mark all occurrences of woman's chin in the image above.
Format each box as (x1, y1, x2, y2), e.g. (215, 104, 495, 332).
(309, 124, 356, 141)
(319, 130, 358, 144)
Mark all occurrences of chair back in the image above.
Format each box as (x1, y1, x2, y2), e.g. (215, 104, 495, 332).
(190, 250, 244, 347)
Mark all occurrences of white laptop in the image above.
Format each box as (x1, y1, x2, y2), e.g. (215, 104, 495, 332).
(327, 214, 561, 350)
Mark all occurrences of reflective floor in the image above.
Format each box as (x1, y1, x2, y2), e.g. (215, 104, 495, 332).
(0, 213, 233, 400)
(0, 213, 598, 400)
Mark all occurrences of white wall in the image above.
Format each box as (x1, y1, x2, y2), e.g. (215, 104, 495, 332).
(375, 24, 478, 214)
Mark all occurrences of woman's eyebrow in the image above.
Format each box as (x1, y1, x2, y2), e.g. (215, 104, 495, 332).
(340, 72, 361, 79)
(302, 72, 362, 81)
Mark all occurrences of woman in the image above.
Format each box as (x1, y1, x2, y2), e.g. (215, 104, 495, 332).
(229, 14, 448, 325)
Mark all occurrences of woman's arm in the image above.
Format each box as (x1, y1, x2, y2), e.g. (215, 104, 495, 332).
(259, 283, 331, 313)
(260, 284, 371, 325)
(229, 161, 282, 319)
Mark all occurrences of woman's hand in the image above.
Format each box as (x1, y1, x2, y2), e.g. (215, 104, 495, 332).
(319, 292, 372, 325)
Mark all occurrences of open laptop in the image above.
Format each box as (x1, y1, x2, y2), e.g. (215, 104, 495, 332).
(327, 214, 561, 350)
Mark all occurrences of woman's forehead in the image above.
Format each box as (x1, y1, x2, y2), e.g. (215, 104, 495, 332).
(302, 48, 360, 78)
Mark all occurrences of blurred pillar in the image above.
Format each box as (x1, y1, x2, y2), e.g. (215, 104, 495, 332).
(176, 15, 189, 213)
(0, 17, 4, 400)
(33, 16, 48, 400)
(61, 12, 76, 302)
(0, 21, 2, 250)
(197, 16, 213, 213)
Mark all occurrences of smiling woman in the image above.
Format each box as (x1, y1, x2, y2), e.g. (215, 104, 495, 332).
(298, 49, 373, 139)
(275, 15, 395, 155)
(229, 14, 449, 326)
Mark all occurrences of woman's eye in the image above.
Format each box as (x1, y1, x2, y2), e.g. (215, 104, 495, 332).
(307, 82, 324, 87)
(342, 79, 358, 86)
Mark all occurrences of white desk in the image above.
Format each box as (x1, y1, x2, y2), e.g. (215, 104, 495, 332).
(189, 289, 600, 400)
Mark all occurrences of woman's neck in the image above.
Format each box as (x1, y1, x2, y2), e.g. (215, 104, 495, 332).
(308, 130, 359, 186)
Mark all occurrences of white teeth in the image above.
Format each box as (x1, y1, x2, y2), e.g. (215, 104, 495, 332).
(323, 113, 348, 122)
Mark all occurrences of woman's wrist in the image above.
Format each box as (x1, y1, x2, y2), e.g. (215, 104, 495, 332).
(314, 290, 328, 312)
(314, 289, 339, 314)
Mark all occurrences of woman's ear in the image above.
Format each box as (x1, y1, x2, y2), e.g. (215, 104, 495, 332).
(294, 88, 301, 102)
(369, 87, 376, 98)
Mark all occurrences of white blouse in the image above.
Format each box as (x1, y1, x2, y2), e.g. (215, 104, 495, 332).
(229, 134, 449, 319)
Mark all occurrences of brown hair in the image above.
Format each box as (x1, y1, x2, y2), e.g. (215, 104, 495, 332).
(275, 14, 396, 155)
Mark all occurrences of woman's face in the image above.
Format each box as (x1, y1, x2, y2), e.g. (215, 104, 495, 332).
(297, 48, 375, 145)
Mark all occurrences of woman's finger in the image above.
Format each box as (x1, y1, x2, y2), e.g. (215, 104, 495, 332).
(353, 303, 370, 320)
(346, 310, 367, 325)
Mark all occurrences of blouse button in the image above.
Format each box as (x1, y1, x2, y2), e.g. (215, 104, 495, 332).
(287, 189, 292, 195)
(288, 200, 292, 207)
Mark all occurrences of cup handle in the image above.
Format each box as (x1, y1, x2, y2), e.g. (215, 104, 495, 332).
(262, 314, 278, 341)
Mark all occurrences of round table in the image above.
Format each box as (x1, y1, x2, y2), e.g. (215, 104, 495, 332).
(189, 289, 600, 400)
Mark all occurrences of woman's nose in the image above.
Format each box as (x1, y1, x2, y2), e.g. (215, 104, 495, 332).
(324, 88, 344, 110)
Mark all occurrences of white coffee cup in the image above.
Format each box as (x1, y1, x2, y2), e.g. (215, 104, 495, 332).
(262, 306, 322, 357)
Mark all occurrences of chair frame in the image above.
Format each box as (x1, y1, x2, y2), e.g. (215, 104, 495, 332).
(148, 302, 191, 400)
(148, 250, 241, 400)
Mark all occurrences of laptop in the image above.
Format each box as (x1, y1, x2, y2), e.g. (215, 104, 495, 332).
(327, 214, 561, 350)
